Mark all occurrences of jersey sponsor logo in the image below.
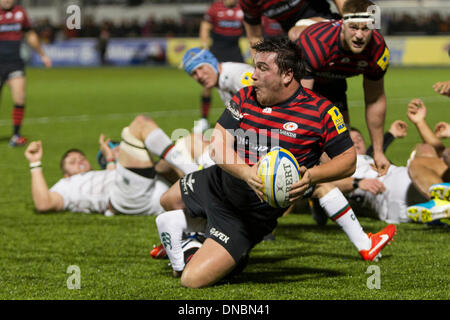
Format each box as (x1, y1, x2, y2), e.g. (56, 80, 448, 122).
(279, 129, 296, 138)
(282, 122, 298, 132)
(15, 11, 23, 21)
(0, 23, 21, 32)
(262, 107, 272, 114)
(218, 20, 242, 28)
(161, 232, 172, 250)
(340, 57, 350, 63)
(377, 47, 389, 71)
(328, 106, 347, 134)
(181, 173, 195, 195)
(357, 60, 369, 68)
(226, 100, 242, 120)
(209, 227, 229, 244)
(240, 72, 253, 86)
(265, 0, 302, 18)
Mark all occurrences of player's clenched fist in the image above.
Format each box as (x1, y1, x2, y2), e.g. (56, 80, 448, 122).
(25, 141, 43, 163)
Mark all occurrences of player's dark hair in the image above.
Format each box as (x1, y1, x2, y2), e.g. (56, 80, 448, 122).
(342, 0, 375, 14)
(252, 37, 305, 82)
(349, 127, 362, 134)
(60, 148, 86, 173)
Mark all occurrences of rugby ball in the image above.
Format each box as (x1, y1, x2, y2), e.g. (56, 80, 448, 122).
(257, 147, 301, 208)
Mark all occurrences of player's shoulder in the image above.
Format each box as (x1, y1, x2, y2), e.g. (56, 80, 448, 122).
(12, 5, 27, 13)
(296, 86, 334, 112)
(301, 20, 341, 40)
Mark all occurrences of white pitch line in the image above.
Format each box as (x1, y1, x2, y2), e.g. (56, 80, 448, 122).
(0, 96, 447, 127)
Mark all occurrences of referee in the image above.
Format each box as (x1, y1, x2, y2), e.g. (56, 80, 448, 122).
(0, 0, 51, 147)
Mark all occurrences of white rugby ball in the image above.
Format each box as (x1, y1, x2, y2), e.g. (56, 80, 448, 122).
(257, 147, 301, 208)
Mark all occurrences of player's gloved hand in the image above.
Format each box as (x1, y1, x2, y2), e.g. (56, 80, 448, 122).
(434, 122, 450, 139)
(407, 99, 427, 124)
(373, 152, 390, 177)
(389, 120, 408, 138)
(289, 166, 312, 203)
(358, 178, 386, 195)
(24, 140, 43, 163)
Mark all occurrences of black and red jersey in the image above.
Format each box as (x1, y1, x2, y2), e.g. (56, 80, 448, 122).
(240, 0, 332, 32)
(218, 85, 353, 168)
(205, 1, 244, 43)
(261, 16, 284, 37)
(297, 20, 390, 81)
(0, 5, 31, 63)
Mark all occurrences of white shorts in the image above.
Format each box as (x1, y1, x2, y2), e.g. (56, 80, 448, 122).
(349, 166, 426, 224)
(109, 163, 170, 216)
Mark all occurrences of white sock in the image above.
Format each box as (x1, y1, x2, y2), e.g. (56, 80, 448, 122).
(144, 128, 199, 174)
(155, 209, 206, 272)
(196, 146, 215, 168)
(319, 187, 371, 251)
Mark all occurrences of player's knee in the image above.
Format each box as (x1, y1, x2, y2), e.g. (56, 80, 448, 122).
(414, 143, 437, 158)
(180, 267, 210, 289)
(313, 183, 334, 198)
(160, 189, 183, 211)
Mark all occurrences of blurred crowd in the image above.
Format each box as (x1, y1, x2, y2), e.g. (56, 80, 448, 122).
(386, 12, 450, 35)
(34, 12, 450, 44)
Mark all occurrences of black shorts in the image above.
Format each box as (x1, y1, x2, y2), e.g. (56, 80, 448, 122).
(180, 165, 282, 263)
(0, 61, 25, 90)
(313, 78, 348, 112)
(210, 44, 243, 63)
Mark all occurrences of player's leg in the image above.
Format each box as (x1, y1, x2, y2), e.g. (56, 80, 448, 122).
(128, 114, 199, 175)
(7, 75, 27, 146)
(408, 157, 449, 199)
(407, 156, 450, 223)
(181, 238, 236, 288)
(193, 87, 211, 134)
(313, 183, 396, 261)
(155, 208, 206, 275)
(160, 180, 186, 211)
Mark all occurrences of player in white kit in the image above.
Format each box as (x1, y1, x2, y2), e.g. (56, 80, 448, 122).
(181, 47, 254, 133)
(332, 125, 427, 224)
(24, 115, 203, 216)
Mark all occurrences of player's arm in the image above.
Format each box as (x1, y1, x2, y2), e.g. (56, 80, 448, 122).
(210, 122, 264, 200)
(243, 21, 264, 58)
(331, 176, 385, 195)
(363, 76, 390, 175)
(199, 20, 212, 49)
(25, 30, 52, 68)
(25, 141, 64, 212)
(407, 98, 445, 156)
(290, 146, 356, 202)
(332, 0, 345, 15)
(99, 134, 117, 170)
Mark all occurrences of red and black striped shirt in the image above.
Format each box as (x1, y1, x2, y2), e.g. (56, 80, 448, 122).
(218, 85, 353, 169)
(205, 1, 244, 42)
(297, 20, 390, 81)
(240, 0, 332, 32)
(0, 5, 31, 63)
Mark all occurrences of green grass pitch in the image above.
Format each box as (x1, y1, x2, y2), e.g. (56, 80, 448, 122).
(0, 67, 448, 300)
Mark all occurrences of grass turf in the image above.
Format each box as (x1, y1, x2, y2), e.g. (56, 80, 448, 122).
(0, 67, 448, 300)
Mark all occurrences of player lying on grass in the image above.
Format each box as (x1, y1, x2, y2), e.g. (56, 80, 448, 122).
(24, 115, 205, 215)
(151, 38, 399, 288)
(311, 115, 450, 225)
(181, 47, 254, 133)
(403, 98, 450, 223)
